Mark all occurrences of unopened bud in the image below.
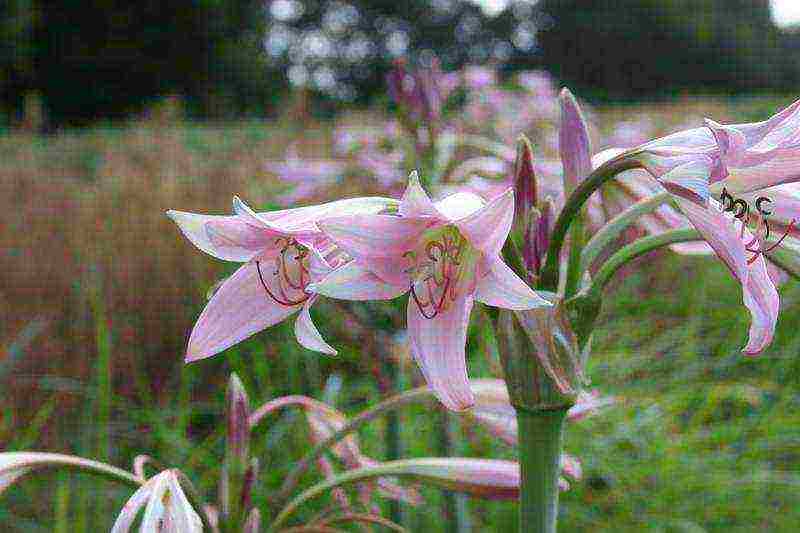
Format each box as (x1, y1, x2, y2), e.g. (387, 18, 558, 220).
(559, 88, 592, 195)
(226, 373, 250, 465)
(496, 298, 585, 413)
(222, 373, 251, 524)
(513, 135, 538, 236)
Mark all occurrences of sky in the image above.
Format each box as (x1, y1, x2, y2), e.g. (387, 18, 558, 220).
(772, 0, 800, 27)
(471, 0, 800, 27)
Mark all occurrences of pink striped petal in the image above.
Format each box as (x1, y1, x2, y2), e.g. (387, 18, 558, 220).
(474, 258, 551, 310)
(674, 197, 778, 354)
(434, 191, 486, 220)
(453, 188, 515, 258)
(407, 295, 475, 411)
(269, 196, 401, 233)
(186, 262, 301, 362)
(741, 256, 780, 355)
(167, 211, 280, 262)
(400, 171, 440, 218)
(294, 298, 337, 356)
(657, 158, 712, 204)
(318, 214, 434, 258)
(307, 261, 407, 300)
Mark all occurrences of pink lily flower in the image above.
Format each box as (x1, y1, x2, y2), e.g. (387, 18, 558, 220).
(167, 195, 397, 361)
(112, 470, 202, 533)
(632, 103, 800, 354)
(265, 144, 347, 205)
(310, 172, 551, 411)
(638, 98, 800, 195)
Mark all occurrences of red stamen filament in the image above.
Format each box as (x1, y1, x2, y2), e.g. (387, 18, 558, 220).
(255, 238, 311, 307)
(408, 233, 465, 319)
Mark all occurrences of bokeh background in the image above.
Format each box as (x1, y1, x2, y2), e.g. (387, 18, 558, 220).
(2, 1, 800, 531)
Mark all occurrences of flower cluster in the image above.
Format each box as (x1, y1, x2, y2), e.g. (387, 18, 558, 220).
(170, 170, 550, 411)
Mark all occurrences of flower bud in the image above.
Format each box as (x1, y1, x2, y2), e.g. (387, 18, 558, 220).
(496, 297, 586, 413)
(221, 373, 251, 525)
(559, 88, 593, 195)
(513, 135, 538, 237)
(226, 373, 251, 466)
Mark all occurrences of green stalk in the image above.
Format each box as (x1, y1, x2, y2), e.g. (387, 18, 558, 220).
(516, 408, 568, 533)
(590, 228, 701, 293)
(579, 192, 670, 273)
(272, 387, 434, 504)
(539, 155, 643, 291)
(381, 350, 402, 526)
(564, 219, 585, 298)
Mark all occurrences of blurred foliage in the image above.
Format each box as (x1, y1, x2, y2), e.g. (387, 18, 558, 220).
(536, 0, 794, 98)
(4, 1, 800, 127)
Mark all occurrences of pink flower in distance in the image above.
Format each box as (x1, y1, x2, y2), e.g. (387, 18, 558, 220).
(168, 195, 397, 361)
(310, 172, 550, 411)
(302, 398, 423, 507)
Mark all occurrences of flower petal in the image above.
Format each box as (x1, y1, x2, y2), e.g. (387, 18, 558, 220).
(307, 260, 408, 300)
(140, 471, 202, 533)
(186, 262, 301, 362)
(674, 197, 779, 354)
(400, 170, 440, 218)
(657, 158, 712, 204)
(269, 196, 401, 233)
(167, 211, 279, 262)
(474, 258, 551, 310)
(318, 214, 434, 258)
(111, 478, 156, 533)
(294, 298, 337, 356)
(742, 255, 780, 355)
(407, 295, 475, 411)
(453, 188, 515, 258)
(434, 191, 486, 220)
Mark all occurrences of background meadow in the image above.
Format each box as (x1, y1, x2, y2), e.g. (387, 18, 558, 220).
(3, 1, 800, 531)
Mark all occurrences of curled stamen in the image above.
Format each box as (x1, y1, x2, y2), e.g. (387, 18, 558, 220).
(410, 283, 438, 319)
(256, 260, 310, 307)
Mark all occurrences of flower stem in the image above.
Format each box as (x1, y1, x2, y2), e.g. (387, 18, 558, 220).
(579, 192, 670, 273)
(516, 407, 568, 533)
(539, 154, 643, 291)
(590, 228, 701, 293)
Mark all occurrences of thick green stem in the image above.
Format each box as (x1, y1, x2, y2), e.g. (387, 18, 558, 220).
(539, 155, 643, 291)
(516, 408, 568, 533)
